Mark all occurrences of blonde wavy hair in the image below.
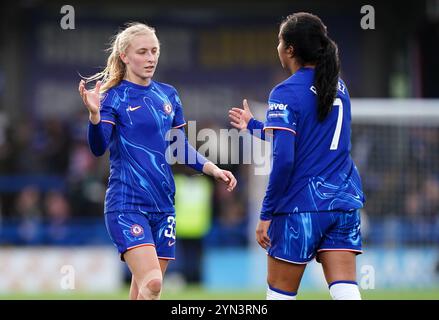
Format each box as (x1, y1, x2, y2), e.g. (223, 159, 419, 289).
(84, 22, 158, 92)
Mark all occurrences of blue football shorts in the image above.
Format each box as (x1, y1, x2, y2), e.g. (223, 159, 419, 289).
(105, 210, 176, 261)
(267, 210, 362, 264)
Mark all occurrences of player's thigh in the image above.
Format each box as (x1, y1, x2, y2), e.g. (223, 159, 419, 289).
(267, 255, 307, 293)
(318, 250, 357, 284)
(124, 245, 162, 282)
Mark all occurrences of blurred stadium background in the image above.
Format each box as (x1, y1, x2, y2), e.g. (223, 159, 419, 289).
(0, 0, 439, 299)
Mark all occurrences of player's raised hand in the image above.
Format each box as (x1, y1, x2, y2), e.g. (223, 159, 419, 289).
(78, 80, 102, 116)
(228, 99, 254, 130)
(256, 219, 271, 249)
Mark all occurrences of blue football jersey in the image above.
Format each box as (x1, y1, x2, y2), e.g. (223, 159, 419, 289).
(263, 67, 365, 213)
(99, 80, 186, 213)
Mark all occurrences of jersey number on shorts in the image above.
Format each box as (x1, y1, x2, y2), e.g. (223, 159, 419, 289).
(164, 216, 176, 240)
(330, 98, 343, 150)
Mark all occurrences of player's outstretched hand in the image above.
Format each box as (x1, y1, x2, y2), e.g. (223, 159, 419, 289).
(256, 219, 271, 249)
(79, 80, 102, 121)
(203, 162, 237, 192)
(213, 168, 237, 192)
(228, 99, 254, 130)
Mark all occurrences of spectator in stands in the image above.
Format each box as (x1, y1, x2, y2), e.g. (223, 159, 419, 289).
(405, 176, 439, 221)
(43, 190, 72, 245)
(67, 141, 105, 216)
(14, 186, 43, 244)
(38, 118, 71, 174)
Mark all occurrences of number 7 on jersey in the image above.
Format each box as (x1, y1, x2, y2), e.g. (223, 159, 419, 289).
(330, 98, 343, 150)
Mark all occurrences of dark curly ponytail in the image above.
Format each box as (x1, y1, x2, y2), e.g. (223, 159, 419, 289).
(280, 12, 340, 121)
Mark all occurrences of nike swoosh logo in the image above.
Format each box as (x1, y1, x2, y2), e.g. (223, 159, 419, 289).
(168, 240, 176, 246)
(127, 106, 142, 112)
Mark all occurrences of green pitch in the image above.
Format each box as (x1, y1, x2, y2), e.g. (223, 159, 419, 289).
(0, 286, 438, 300)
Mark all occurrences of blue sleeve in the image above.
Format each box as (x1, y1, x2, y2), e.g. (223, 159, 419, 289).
(99, 91, 117, 125)
(87, 121, 113, 157)
(260, 129, 295, 220)
(167, 87, 205, 171)
(264, 85, 298, 135)
(171, 88, 186, 128)
(173, 127, 209, 172)
(87, 90, 117, 157)
(247, 118, 266, 140)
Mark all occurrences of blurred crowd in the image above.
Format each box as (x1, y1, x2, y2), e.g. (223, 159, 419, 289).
(353, 125, 439, 220)
(352, 125, 439, 244)
(0, 111, 107, 218)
